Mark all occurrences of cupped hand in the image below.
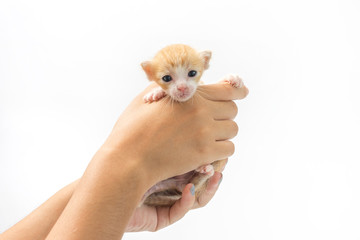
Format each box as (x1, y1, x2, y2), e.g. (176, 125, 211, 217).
(126, 171, 224, 232)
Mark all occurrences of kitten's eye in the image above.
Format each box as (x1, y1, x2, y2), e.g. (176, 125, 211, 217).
(188, 70, 197, 77)
(162, 75, 172, 82)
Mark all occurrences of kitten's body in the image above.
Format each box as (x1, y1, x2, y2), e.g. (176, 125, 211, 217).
(141, 44, 243, 206)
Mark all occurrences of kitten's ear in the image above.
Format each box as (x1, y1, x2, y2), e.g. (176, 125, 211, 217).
(199, 51, 212, 70)
(141, 61, 154, 81)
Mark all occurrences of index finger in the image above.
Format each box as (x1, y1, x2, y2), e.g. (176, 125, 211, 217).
(197, 83, 249, 101)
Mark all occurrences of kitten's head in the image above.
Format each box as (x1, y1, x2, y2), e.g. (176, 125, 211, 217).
(141, 44, 211, 102)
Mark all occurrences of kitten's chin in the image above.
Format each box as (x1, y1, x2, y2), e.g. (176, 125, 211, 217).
(168, 86, 197, 102)
(175, 96, 192, 102)
(171, 92, 195, 102)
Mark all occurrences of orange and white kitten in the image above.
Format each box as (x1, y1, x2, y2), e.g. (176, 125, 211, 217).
(141, 44, 211, 103)
(140, 44, 244, 206)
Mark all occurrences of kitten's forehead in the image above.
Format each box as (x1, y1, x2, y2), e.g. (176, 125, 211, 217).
(153, 45, 203, 70)
(155, 64, 187, 80)
(173, 65, 189, 78)
(156, 58, 203, 76)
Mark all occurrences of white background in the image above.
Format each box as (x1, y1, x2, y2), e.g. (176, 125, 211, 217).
(1, 0, 359, 239)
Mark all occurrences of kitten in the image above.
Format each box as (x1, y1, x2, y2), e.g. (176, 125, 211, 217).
(140, 44, 243, 206)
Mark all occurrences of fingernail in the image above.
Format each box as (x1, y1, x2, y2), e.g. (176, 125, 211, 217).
(190, 184, 195, 195)
(218, 175, 223, 186)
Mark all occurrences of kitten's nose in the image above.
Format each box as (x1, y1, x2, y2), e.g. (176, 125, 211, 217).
(177, 85, 188, 92)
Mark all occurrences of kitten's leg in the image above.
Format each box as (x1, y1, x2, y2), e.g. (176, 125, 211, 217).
(219, 74, 244, 88)
(190, 164, 214, 191)
(143, 87, 167, 103)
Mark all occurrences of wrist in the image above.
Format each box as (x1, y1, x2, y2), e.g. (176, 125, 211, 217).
(45, 148, 153, 239)
(92, 145, 157, 195)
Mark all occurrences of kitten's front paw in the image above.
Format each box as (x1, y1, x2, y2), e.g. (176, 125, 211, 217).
(195, 164, 215, 177)
(143, 88, 166, 103)
(220, 74, 244, 88)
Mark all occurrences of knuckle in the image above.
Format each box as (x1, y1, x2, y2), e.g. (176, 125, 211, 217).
(231, 121, 239, 136)
(223, 84, 234, 97)
(197, 143, 210, 155)
(228, 141, 235, 156)
(244, 86, 249, 97)
(196, 137, 211, 156)
(229, 101, 238, 117)
(198, 126, 211, 138)
(197, 197, 208, 208)
(195, 126, 214, 154)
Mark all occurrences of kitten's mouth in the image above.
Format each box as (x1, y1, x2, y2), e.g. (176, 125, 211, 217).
(169, 85, 196, 102)
(172, 91, 194, 102)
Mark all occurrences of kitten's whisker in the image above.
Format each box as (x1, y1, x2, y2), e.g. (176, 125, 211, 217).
(162, 97, 171, 110)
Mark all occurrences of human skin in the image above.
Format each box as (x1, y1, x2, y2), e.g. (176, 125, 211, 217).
(0, 173, 223, 239)
(0, 82, 248, 240)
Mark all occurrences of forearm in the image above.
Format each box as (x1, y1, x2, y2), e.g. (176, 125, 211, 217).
(45, 149, 152, 240)
(1, 180, 78, 240)
(1, 149, 152, 240)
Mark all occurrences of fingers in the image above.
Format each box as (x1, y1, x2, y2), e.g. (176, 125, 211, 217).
(210, 140, 235, 161)
(198, 82, 249, 101)
(193, 171, 223, 209)
(154, 184, 195, 231)
(155, 172, 226, 230)
(213, 120, 238, 141)
(168, 184, 195, 225)
(209, 100, 238, 120)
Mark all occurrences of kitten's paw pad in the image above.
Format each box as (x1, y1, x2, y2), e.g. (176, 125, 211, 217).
(220, 74, 244, 88)
(143, 89, 166, 103)
(195, 164, 215, 176)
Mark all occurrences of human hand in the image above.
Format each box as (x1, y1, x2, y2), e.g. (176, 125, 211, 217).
(100, 82, 248, 186)
(27, 82, 247, 240)
(126, 171, 224, 232)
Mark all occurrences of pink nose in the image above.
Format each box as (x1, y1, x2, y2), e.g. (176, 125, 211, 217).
(177, 85, 188, 92)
